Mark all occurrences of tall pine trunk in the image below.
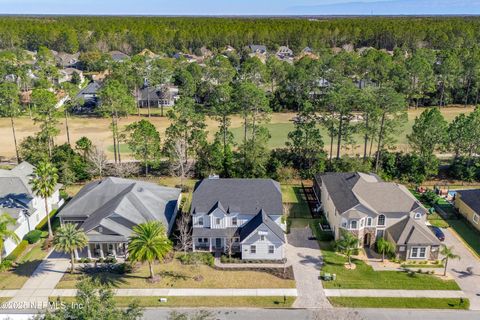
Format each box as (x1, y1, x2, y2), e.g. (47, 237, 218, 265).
(336, 114, 343, 159)
(10, 116, 20, 163)
(375, 112, 386, 172)
(64, 110, 71, 146)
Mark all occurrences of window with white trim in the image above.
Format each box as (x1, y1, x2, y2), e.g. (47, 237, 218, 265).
(250, 245, 256, 254)
(410, 247, 427, 259)
(198, 217, 204, 226)
(260, 235, 265, 241)
(378, 215, 386, 226)
(367, 217, 372, 226)
(216, 218, 221, 225)
(350, 220, 358, 229)
(473, 213, 480, 224)
(268, 245, 275, 254)
(232, 217, 238, 226)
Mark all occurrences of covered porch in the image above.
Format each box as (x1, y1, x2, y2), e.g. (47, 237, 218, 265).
(84, 242, 128, 259)
(193, 237, 240, 253)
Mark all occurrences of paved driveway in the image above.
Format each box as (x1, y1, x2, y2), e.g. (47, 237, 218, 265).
(442, 228, 480, 310)
(287, 227, 331, 309)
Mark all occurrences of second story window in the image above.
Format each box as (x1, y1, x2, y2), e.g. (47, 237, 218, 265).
(378, 215, 386, 226)
(198, 217, 203, 226)
(216, 218, 221, 225)
(232, 217, 238, 226)
(260, 235, 265, 241)
(367, 217, 372, 226)
(350, 220, 357, 229)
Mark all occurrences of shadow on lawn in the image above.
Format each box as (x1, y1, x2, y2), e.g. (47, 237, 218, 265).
(11, 259, 43, 277)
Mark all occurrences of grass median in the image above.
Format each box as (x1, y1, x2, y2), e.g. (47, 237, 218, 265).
(328, 297, 469, 309)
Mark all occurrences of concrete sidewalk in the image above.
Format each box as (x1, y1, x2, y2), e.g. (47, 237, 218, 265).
(324, 289, 466, 298)
(49, 288, 298, 297)
(8, 259, 70, 305)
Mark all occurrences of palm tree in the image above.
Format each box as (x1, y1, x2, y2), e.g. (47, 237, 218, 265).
(376, 237, 396, 262)
(128, 221, 172, 280)
(441, 245, 460, 276)
(31, 161, 58, 238)
(0, 213, 20, 264)
(53, 223, 88, 273)
(336, 231, 359, 268)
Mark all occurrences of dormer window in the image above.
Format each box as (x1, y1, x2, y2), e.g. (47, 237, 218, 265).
(198, 217, 204, 226)
(232, 217, 238, 226)
(216, 218, 221, 225)
(378, 215, 386, 226)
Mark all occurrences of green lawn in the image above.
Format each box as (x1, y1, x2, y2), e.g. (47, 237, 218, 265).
(0, 239, 50, 289)
(107, 144, 132, 154)
(56, 258, 295, 289)
(51, 296, 295, 308)
(231, 122, 295, 149)
(309, 224, 459, 290)
(328, 297, 469, 309)
(448, 219, 480, 257)
(281, 185, 311, 219)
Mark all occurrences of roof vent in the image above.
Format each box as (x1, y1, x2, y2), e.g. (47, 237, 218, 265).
(208, 174, 219, 179)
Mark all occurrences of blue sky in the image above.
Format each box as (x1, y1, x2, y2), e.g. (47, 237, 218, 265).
(1, 0, 480, 15)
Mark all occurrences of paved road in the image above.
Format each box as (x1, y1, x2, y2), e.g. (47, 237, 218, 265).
(287, 227, 330, 309)
(442, 228, 480, 310)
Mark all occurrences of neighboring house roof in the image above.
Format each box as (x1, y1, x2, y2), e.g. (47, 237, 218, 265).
(249, 45, 267, 54)
(190, 178, 283, 215)
(456, 189, 480, 213)
(386, 216, 440, 245)
(138, 86, 177, 101)
(54, 52, 80, 67)
(315, 172, 424, 216)
(76, 82, 101, 100)
(109, 51, 130, 62)
(239, 209, 285, 242)
(58, 177, 181, 239)
(277, 46, 293, 55)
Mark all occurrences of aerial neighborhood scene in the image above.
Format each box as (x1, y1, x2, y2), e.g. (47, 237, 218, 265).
(1, 1, 480, 320)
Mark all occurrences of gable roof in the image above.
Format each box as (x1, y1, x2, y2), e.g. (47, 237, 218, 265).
(239, 209, 285, 242)
(76, 81, 101, 98)
(59, 177, 181, 236)
(386, 217, 440, 245)
(249, 45, 267, 53)
(456, 189, 480, 214)
(315, 172, 424, 216)
(190, 178, 282, 215)
(0, 162, 35, 200)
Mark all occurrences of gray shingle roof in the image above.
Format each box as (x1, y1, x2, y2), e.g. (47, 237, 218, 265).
(314, 173, 361, 214)
(59, 177, 181, 236)
(386, 217, 440, 245)
(193, 227, 238, 238)
(190, 178, 282, 215)
(76, 81, 101, 99)
(239, 209, 285, 242)
(457, 189, 480, 214)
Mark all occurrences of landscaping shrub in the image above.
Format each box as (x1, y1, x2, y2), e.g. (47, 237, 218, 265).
(24, 230, 43, 244)
(177, 252, 214, 266)
(5, 240, 29, 261)
(104, 256, 117, 264)
(0, 260, 13, 272)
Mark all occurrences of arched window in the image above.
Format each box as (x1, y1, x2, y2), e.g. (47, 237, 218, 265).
(378, 215, 386, 226)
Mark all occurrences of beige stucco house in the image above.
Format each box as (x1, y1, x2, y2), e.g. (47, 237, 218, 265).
(313, 172, 440, 261)
(455, 189, 480, 232)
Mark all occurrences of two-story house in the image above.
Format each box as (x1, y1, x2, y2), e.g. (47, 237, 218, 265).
(313, 172, 440, 260)
(190, 178, 286, 260)
(0, 162, 63, 257)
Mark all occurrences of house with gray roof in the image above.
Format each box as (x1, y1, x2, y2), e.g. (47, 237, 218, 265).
(190, 178, 286, 260)
(58, 177, 181, 259)
(248, 45, 267, 55)
(454, 189, 480, 233)
(0, 162, 63, 257)
(313, 172, 440, 260)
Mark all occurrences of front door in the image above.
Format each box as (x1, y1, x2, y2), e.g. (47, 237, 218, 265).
(364, 233, 371, 247)
(215, 238, 222, 249)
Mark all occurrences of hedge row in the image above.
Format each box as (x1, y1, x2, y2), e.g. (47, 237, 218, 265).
(35, 209, 58, 231)
(5, 240, 29, 262)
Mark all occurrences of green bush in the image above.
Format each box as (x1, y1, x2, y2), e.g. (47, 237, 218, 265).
(5, 240, 29, 261)
(24, 230, 43, 244)
(0, 260, 13, 272)
(177, 252, 214, 266)
(35, 209, 58, 231)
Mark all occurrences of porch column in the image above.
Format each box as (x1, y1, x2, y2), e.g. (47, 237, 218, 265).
(99, 245, 105, 259)
(112, 244, 117, 257)
(87, 245, 92, 259)
(192, 238, 196, 252)
(209, 238, 212, 252)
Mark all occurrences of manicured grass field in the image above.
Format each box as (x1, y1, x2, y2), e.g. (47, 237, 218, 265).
(0, 239, 50, 290)
(107, 143, 132, 154)
(50, 296, 296, 308)
(448, 219, 480, 257)
(55, 258, 295, 289)
(328, 297, 469, 309)
(309, 224, 459, 290)
(281, 185, 311, 219)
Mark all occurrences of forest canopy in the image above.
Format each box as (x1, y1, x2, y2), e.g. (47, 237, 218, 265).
(1, 16, 480, 54)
